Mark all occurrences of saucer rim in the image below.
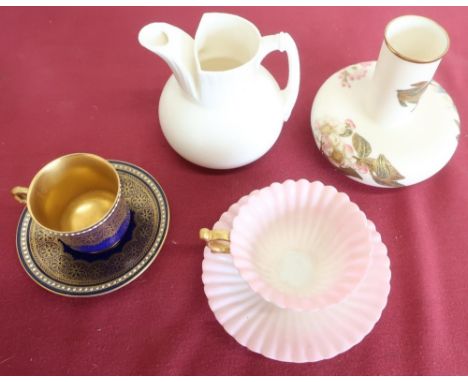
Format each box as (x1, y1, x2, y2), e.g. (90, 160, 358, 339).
(15, 160, 170, 298)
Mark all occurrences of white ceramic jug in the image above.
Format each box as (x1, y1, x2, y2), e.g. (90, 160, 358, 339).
(139, 13, 300, 169)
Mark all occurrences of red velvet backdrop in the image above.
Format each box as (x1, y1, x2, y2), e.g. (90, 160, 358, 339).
(0, 7, 467, 376)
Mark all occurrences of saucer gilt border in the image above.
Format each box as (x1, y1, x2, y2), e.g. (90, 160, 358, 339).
(15, 160, 170, 297)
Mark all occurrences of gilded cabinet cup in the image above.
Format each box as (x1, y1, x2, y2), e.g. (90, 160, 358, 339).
(12, 153, 130, 254)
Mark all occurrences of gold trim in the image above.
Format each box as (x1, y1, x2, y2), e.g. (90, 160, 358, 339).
(200, 228, 230, 254)
(384, 15, 450, 64)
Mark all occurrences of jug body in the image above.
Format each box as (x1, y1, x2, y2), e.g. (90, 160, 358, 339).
(159, 66, 284, 169)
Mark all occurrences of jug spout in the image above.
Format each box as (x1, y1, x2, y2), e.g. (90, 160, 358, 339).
(139, 23, 198, 101)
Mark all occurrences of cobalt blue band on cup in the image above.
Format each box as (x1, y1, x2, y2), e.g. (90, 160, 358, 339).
(59, 195, 131, 254)
(74, 209, 131, 253)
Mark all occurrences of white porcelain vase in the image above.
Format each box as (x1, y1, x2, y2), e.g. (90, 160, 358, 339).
(311, 15, 460, 188)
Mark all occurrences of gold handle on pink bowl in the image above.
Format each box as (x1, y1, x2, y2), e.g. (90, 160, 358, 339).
(199, 228, 230, 254)
(11, 186, 29, 204)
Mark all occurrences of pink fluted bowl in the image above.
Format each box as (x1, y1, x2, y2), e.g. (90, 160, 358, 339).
(230, 179, 372, 311)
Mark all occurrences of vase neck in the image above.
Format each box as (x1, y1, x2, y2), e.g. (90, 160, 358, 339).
(366, 15, 448, 127)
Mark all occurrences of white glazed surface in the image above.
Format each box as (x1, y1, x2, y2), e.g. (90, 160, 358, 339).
(311, 61, 460, 188)
(230, 179, 371, 311)
(202, 192, 391, 363)
(159, 68, 284, 169)
(139, 13, 300, 170)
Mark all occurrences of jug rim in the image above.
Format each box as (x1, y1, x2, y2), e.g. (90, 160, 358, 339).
(194, 12, 262, 74)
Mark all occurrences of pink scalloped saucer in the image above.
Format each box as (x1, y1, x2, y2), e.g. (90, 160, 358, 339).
(202, 191, 391, 363)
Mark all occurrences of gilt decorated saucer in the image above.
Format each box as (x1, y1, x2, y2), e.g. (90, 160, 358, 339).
(16, 160, 170, 297)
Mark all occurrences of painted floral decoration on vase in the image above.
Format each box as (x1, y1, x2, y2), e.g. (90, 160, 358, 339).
(338, 62, 372, 88)
(397, 81, 430, 108)
(313, 119, 405, 187)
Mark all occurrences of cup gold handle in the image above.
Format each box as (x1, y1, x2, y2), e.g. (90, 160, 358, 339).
(199, 228, 230, 254)
(11, 186, 29, 204)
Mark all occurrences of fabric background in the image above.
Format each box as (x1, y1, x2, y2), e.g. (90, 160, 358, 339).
(0, 6, 467, 376)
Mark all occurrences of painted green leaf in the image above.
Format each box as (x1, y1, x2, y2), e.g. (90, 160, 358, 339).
(339, 166, 363, 180)
(375, 154, 404, 180)
(339, 128, 353, 137)
(397, 81, 430, 107)
(370, 173, 404, 187)
(354, 157, 373, 171)
(367, 154, 405, 187)
(352, 133, 372, 158)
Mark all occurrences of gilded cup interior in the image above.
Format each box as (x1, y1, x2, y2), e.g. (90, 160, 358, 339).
(27, 153, 119, 233)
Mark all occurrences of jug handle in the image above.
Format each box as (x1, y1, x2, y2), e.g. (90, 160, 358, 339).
(257, 32, 300, 121)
